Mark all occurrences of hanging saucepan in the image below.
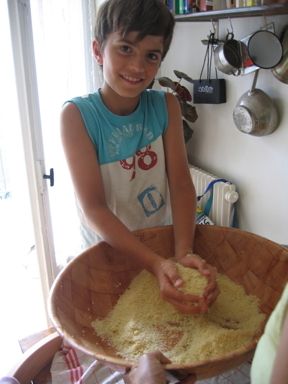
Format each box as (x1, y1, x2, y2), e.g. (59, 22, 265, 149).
(233, 70, 279, 136)
(214, 32, 242, 76)
(248, 30, 283, 69)
(272, 25, 288, 84)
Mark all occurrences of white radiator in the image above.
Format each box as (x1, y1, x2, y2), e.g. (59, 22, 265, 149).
(189, 165, 239, 227)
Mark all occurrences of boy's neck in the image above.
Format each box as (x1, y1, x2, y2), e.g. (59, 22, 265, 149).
(99, 85, 141, 116)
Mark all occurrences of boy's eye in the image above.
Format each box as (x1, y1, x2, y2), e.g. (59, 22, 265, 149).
(147, 52, 161, 62)
(119, 44, 132, 54)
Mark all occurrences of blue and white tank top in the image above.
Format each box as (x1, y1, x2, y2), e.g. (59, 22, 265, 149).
(68, 89, 172, 247)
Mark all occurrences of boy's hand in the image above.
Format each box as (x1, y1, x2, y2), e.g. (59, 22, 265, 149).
(152, 258, 208, 314)
(178, 252, 219, 307)
(151, 253, 219, 314)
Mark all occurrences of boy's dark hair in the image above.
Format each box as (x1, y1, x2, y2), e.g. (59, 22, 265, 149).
(94, 0, 175, 59)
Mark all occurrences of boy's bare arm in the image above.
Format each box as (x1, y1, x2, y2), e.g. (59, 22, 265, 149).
(163, 93, 219, 307)
(163, 93, 197, 258)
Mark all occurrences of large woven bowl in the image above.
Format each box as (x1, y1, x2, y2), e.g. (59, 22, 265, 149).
(49, 225, 288, 379)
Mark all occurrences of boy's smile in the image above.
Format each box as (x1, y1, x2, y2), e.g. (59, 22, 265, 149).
(93, 31, 164, 115)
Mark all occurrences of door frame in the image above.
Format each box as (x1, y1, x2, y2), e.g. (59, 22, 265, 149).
(8, 0, 58, 323)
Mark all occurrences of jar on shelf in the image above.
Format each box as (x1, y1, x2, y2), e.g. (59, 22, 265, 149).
(235, 0, 245, 6)
(175, 0, 184, 14)
(198, 0, 213, 11)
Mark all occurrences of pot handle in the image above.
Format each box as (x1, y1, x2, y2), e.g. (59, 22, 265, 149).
(226, 31, 234, 41)
(250, 69, 259, 92)
(232, 68, 241, 76)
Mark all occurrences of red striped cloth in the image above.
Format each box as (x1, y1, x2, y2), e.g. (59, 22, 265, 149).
(50, 341, 126, 384)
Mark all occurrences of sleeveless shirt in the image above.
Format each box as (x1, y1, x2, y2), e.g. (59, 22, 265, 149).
(68, 89, 172, 247)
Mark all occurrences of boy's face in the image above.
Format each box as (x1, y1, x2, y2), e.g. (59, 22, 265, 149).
(93, 31, 164, 99)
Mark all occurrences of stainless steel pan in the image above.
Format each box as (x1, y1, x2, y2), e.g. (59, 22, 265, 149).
(233, 70, 279, 136)
(248, 29, 283, 69)
(214, 32, 242, 76)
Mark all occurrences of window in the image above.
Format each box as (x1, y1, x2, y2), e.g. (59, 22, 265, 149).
(1, 0, 100, 374)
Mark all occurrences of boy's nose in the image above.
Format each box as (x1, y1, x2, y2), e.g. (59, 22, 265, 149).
(128, 55, 145, 73)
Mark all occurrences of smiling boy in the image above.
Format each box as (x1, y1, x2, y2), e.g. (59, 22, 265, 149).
(61, 0, 218, 314)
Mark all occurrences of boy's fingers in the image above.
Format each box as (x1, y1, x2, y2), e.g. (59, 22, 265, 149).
(162, 278, 204, 303)
(205, 286, 220, 306)
(204, 271, 219, 304)
(160, 260, 183, 288)
(180, 254, 212, 276)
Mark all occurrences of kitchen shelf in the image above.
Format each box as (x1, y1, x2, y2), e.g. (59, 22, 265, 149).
(175, 4, 288, 22)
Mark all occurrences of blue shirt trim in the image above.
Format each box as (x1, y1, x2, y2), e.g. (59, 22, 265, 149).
(67, 89, 168, 164)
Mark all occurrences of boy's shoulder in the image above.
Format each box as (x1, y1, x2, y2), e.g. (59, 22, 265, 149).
(68, 91, 100, 105)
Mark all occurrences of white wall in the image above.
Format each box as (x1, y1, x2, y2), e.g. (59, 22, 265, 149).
(161, 15, 288, 244)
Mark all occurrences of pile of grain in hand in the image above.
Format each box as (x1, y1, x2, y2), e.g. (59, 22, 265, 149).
(91, 264, 265, 364)
(177, 263, 207, 295)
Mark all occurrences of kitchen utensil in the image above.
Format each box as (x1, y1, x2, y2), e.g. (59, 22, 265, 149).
(49, 224, 288, 379)
(248, 30, 283, 69)
(272, 25, 288, 84)
(214, 32, 242, 76)
(194, 33, 226, 104)
(233, 70, 279, 136)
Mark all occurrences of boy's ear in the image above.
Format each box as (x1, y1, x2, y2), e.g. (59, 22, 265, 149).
(92, 40, 103, 65)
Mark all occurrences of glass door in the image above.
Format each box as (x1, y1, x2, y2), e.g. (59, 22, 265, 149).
(0, 0, 97, 375)
(0, 0, 49, 375)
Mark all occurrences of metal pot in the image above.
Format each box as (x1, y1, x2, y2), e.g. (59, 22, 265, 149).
(214, 33, 242, 76)
(272, 25, 288, 84)
(233, 70, 279, 136)
(248, 29, 283, 69)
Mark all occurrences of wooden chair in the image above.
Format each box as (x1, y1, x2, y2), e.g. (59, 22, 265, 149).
(6, 332, 62, 384)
